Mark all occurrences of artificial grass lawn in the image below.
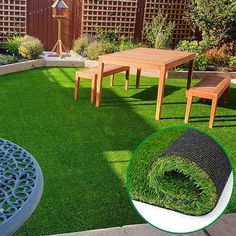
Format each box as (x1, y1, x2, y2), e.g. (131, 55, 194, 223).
(128, 128, 218, 216)
(0, 67, 235, 235)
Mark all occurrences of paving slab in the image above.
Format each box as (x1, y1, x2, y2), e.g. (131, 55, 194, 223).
(123, 224, 165, 236)
(123, 224, 207, 236)
(41, 51, 85, 67)
(49, 227, 124, 236)
(49, 213, 236, 236)
(205, 213, 236, 236)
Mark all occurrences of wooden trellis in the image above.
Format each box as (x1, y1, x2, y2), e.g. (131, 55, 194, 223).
(0, 0, 27, 42)
(81, 0, 138, 39)
(143, 0, 192, 45)
(24, 0, 193, 50)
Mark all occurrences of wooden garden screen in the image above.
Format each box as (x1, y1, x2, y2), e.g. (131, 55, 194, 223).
(81, 0, 138, 39)
(24, 0, 192, 50)
(0, 0, 27, 42)
(143, 0, 192, 45)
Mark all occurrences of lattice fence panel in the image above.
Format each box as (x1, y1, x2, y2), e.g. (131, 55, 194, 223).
(81, 0, 138, 39)
(0, 0, 27, 42)
(143, 0, 192, 45)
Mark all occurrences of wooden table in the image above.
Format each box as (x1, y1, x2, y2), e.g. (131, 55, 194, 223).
(96, 48, 195, 120)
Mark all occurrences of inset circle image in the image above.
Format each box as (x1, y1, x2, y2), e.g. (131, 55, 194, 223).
(126, 126, 233, 234)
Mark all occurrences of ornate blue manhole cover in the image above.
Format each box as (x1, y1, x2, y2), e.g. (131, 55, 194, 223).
(0, 138, 43, 236)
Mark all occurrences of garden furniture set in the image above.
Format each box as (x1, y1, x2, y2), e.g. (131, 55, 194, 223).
(74, 48, 231, 128)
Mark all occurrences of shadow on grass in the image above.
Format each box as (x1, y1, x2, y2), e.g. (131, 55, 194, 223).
(131, 84, 181, 101)
(0, 68, 155, 236)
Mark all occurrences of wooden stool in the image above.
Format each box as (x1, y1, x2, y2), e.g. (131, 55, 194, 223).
(185, 76, 231, 128)
(74, 65, 130, 103)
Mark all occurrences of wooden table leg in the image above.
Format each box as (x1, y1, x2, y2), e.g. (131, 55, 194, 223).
(110, 74, 114, 87)
(155, 66, 167, 120)
(96, 60, 104, 107)
(136, 68, 141, 88)
(186, 59, 195, 96)
(125, 68, 130, 90)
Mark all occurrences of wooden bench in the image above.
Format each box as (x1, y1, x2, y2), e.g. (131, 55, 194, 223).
(185, 76, 231, 128)
(74, 65, 130, 103)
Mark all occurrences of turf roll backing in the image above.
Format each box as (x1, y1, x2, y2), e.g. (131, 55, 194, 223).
(129, 128, 232, 216)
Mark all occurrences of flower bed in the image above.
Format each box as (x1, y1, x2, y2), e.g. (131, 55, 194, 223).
(72, 0, 236, 72)
(0, 35, 44, 67)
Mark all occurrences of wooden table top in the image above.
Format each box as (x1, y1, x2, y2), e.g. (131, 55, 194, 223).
(99, 48, 195, 69)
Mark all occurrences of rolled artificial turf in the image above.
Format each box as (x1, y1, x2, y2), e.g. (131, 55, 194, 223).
(128, 128, 232, 216)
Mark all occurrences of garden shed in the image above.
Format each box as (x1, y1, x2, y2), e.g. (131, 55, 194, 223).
(0, 0, 193, 50)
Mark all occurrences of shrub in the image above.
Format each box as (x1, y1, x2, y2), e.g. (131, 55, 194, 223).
(73, 34, 94, 57)
(87, 42, 105, 60)
(19, 36, 43, 60)
(188, 0, 236, 43)
(177, 40, 210, 70)
(177, 38, 213, 54)
(205, 45, 231, 67)
(118, 35, 140, 51)
(6, 36, 21, 56)
(0, 54, 15, 65)
(102, 42, 118, 54)
(229, 56, 236, 66)
(143, 11, 175, 48)
(96, 28, 120, 43)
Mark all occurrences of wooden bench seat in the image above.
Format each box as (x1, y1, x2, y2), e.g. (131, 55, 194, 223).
(74, 65, 130, 103)
(185, 76, 231, 128)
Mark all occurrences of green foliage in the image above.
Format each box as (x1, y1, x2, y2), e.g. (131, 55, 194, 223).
(177, 40, 210, 70)
(188, 0, 236, 42)
(177, 38, 213, 54)
(143, 11, 175, 48)
(118, 36, 141, 51)
(6, 36, 21, 56)
(101, 41, 119, 54)
(73, 34, 95, 57)
(0, 54, 15, 65)
(74, 30, 142, 59)
(87, 42, 105, 60)
(19, 36, 43, 60)
(96, 28, 120, 43)
(229, 56, 236, 66)
(101, 34, 142, 54)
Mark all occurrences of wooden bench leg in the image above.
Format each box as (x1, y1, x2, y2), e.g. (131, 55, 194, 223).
(91, 78, 96, 103)
(74, 77, 80, 100)
(209, 96, 218, 128)
(110, 74, 114, 87)
(136, 68, 141, 89)
(125, 68, 130, 90)
(223, 86, 230, 106)
(185, 94, 193, 123)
